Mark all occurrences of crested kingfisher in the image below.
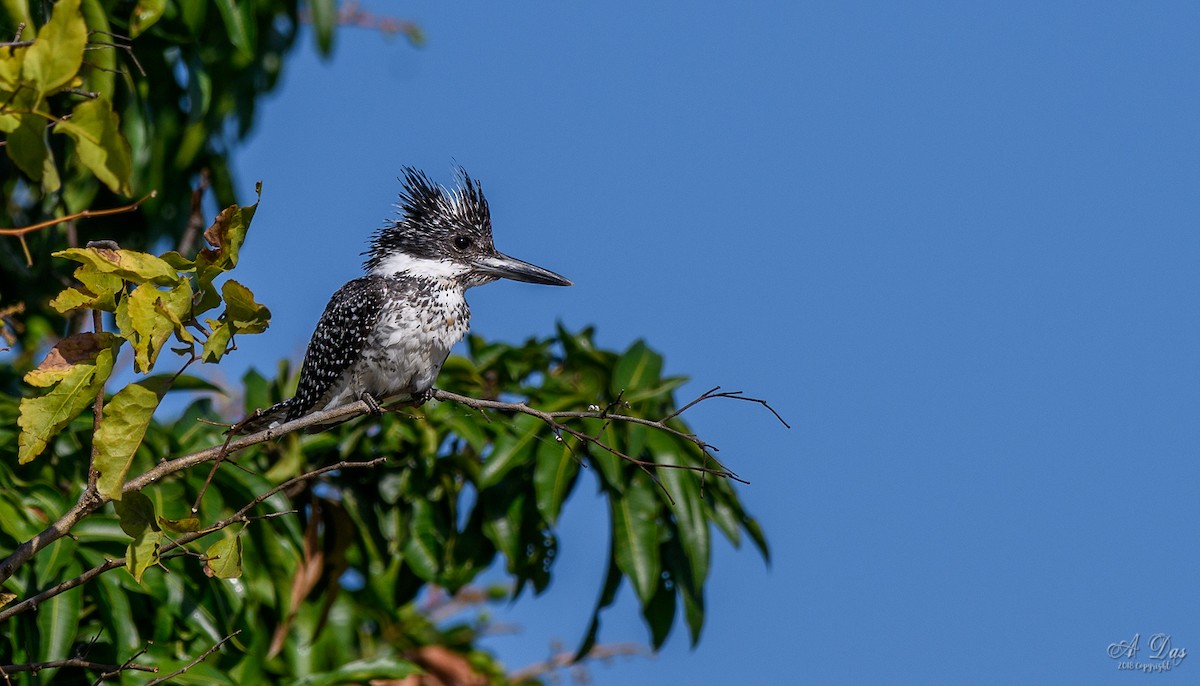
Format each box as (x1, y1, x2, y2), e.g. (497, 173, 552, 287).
(238, 167, 571, 433)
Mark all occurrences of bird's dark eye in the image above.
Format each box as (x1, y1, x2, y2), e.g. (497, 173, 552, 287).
(453, 235, 471, 250)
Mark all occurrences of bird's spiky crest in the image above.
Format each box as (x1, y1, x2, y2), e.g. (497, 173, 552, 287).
(363, 167, 493, 274)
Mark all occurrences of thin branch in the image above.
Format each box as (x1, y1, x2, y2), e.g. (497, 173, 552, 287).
(93, 643, 154, 686)
(0, 658, 155, 676)
(145, 631, 239, 685)
(86, 307, 106, 492)
(0, 385, 781, 589)
(0, 191, 157, 237)
(508, 642, 647, 683)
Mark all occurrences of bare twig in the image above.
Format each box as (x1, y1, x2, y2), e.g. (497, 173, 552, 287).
(0, 191, 157, 237)
(508, 642, 647, 683)
(0, 385, 781, 590)
(92, 642, 154, 685)
(144, 631, 239, 685)
(0, 658, 155, 676)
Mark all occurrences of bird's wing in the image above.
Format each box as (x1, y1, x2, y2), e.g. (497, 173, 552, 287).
(284, 275, 388, 422)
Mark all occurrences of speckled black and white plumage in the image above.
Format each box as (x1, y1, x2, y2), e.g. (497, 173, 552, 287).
(237, 167, 571, 434)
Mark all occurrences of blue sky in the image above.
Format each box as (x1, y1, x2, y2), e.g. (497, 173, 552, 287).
(224, 1, 1200, 682)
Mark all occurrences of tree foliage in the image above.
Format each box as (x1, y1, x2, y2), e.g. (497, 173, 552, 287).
(0, 1, 774, 683)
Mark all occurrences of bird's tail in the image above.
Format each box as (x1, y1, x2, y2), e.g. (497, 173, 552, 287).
(231, 398, 295, 435)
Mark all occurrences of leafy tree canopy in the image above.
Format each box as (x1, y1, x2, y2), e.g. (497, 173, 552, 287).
(0, 2, 775, 683)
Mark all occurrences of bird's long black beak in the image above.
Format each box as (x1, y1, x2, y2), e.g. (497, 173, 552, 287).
(472, 252, 572, 286)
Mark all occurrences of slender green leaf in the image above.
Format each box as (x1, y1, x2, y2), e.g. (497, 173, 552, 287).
(309, 0, 336, 54)
(214, 0, 255, 59)
(403, 500, 444, 582)
(533, 437, 578, 524)
(479, 413, 541, 488)
(649, 432, 710, 588)
(35, 561, 83, 679)
(610, 473, 661, 605)
(130, 0, 166, 37)
(612, 339, 663, 395)
(292, 657, 422, 686)
(641, 574, 676, 649)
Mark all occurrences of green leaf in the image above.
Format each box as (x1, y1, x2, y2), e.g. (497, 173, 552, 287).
(54, 246, 179, 286)
(214, 0, 256, 60)
(130, 0, 166, 37)
(533, 437, 578, 524)
(612, 339, 663, 396)
(54, 97, 133, 195)
(309, 0, 336, 54)
(201, 319, 231, 363)
(611, 472, 661, 605)
(94, 376, 171, 500)
(665, 536, 706, 645)
(0, 15, 25, 91)
(18, 342, 116, 463)
(222, 279, 270, 333)
(292, 658, 421, 686)
(642, 574, 676, 649)
(122, 281, 192, 372)
(403, 500, 444, 582)
(649, 432, 710, 588)
(36, 561, 83, 679)
(5, 113, 48, 181)
(115, 491, 162, 582)
(22, 0, 85, 96)
(158, 516, 201, 533)
(479, 413, 542, 488)
(204, 534, 243, 579)
(49, 263, 125, 313)
(481, 488, 524, 574)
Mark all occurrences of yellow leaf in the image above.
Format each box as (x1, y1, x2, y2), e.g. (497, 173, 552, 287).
(158, 516, 200, 534)
(54, 246, 178, 286)
(49, 265, 125, 313)
(0, 43, 26, 93)
(24, 332, 118, 387)
(54, 97, 133, 196)
(123, 282, 191, 372)
(18, 343, 116, 464)
(222, 279, 270, 333)
(22, 0, 86, 96)
(204, 535, 243, 579)
(94, 378, 170, 501)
